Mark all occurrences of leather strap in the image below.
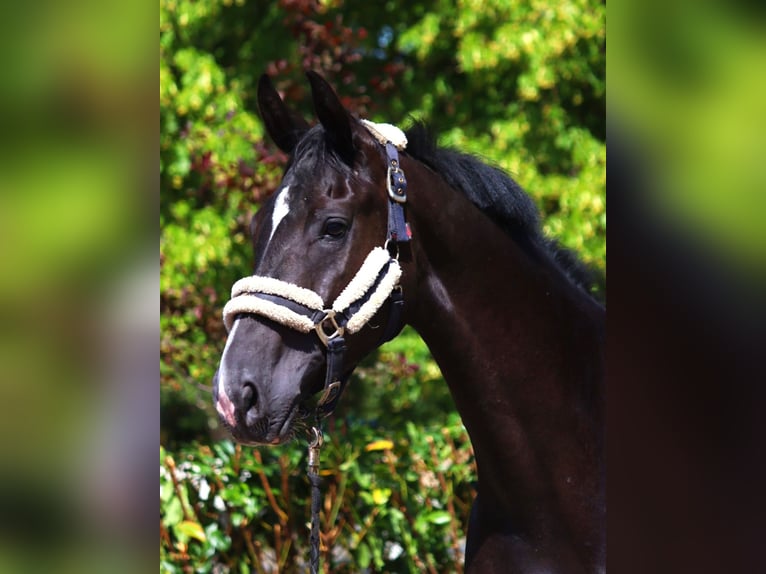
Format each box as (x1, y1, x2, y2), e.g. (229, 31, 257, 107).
(315, 336, 348, 417)
(385, 142, 411, 244)
(381, 287, 405, 343)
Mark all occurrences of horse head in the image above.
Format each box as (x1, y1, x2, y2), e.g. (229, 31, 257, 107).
(213, 72, 415, 445)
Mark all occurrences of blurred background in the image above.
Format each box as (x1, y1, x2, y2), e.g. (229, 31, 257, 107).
(0, 0, 155, 572)
(159, 0, 604, 571)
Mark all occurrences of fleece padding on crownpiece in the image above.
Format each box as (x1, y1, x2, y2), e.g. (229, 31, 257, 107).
(360, 119, 407, 150)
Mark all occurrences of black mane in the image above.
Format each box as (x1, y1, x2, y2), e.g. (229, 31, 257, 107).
(404, 123, 599, 297)
(286, 121, 600, 297)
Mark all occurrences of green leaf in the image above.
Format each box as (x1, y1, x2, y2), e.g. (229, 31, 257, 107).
(205, 522, 231, 552)
(176, 520, 207, 542)
(160, 480, 174, 503)
(372, 487, 391, 505)
(356, 541, 371, 569)
(162, 497, 183, 527)
(428, 510, 452, 525)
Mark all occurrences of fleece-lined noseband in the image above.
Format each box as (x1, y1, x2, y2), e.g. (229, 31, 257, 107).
(222, 121, 411, 418)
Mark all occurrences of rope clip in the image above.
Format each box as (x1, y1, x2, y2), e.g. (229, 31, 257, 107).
(307, 426, 324, 475)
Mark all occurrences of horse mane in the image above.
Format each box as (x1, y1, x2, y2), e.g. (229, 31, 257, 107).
(404, 122, 600, 297)
(285, 121, 600, 297)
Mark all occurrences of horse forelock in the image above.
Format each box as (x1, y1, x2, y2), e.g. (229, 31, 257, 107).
(288, 125, 353, 176)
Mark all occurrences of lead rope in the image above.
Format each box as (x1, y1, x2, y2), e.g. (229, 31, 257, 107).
(307, 425, 324, 574)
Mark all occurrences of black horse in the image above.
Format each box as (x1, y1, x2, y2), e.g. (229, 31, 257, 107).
(213, 72, 605, 573)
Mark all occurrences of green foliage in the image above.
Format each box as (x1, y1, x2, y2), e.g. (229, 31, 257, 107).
(393, 0, 606, 271)
(160, 0, 605, 569)
(161, 416, 475, 572)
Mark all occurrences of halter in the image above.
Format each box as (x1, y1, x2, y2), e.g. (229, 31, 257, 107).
(222, 122, 411, 418)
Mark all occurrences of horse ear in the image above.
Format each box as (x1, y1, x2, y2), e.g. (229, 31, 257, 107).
(257, 74, 309, 154)
(306, 71, 354, 163)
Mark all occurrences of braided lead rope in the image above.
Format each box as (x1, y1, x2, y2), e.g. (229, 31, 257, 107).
(307, 426, 324, 574)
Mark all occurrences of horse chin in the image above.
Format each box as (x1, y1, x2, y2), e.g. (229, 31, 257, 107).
(228, 399, 311, 447)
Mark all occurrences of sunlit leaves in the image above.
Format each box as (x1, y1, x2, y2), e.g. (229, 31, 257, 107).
(393, 0, 606, 273)
(161, 416, 476, 572)
(365, 439, 395, 452)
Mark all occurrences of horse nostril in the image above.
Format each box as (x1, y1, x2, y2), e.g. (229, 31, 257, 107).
(241, 382, 258, 412)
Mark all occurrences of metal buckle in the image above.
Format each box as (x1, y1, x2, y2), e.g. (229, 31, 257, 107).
(315, 310, 345, 347)
(307, 426, 323, 474)
(316, 380, 341, 409)
(387, 163, 407, 203)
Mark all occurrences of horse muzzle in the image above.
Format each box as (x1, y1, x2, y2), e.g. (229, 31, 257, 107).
(212, 363, 309, 446)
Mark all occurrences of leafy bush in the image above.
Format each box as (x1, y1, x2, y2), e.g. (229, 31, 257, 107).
(161, 413, 475, 573)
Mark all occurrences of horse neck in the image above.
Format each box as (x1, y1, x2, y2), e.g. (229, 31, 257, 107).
(404, 160, 605, 551)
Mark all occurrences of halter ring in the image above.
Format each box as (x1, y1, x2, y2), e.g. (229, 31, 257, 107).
(308, 425, 324, 449)
(315, 311, 345, 347)
(384, 238, 400, 260)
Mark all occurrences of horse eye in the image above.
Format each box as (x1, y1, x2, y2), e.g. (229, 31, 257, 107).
(323, 218, 348, 239)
